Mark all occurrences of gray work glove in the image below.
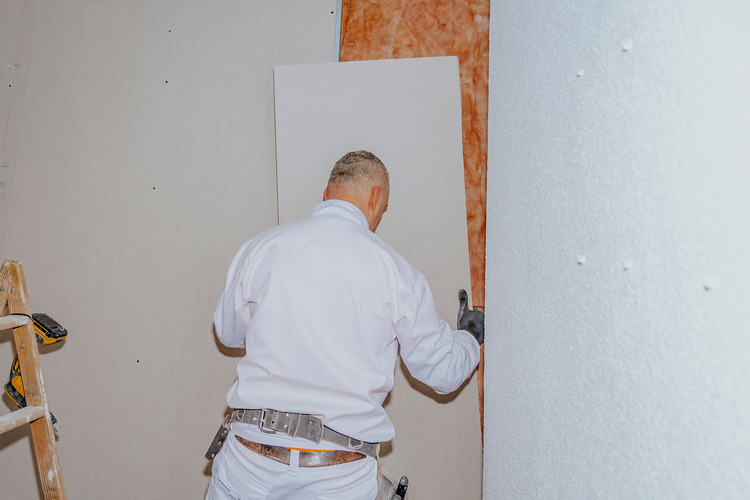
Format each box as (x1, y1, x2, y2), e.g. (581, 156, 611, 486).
(457, 289, 484, 344)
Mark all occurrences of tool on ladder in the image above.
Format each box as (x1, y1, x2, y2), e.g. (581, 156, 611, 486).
(391, 475, 408, 499)
(0, 259, 68, 500)
(4, 313, 67, 432)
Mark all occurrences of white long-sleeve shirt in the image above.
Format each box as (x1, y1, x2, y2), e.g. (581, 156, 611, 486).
(214, 200, 480, 445)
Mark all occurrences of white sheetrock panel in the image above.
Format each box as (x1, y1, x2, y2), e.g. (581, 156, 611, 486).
(0, 67, 13, 244)
(27, 0, 338, 70)
(0, 0, 25, 64)
(1, 64, 279, 261)
(274, 57, 482, 500)
(0, 1, 337, 498)
(0, 63, 279, 500)
(0, 67, 11, 161)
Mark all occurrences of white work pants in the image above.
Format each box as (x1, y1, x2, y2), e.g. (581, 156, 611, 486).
(205, 431, 378, 500)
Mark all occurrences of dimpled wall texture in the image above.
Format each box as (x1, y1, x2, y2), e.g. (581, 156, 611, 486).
(486, 1, 750, 498)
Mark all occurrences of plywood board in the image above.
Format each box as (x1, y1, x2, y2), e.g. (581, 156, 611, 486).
(274, 57, 482, 500)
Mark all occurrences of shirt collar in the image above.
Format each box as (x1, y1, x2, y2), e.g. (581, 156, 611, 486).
(311, 200, 369, 229)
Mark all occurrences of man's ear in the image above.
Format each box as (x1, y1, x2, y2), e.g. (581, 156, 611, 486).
(368, 186, 382, 210)
(323, 188, 329, 201)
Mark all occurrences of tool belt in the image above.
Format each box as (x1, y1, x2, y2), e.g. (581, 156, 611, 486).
(230, 408, 380, 459)
(235, 436, 365, 467)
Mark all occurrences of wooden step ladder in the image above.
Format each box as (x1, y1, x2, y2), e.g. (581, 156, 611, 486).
(0, 260, 67, 500)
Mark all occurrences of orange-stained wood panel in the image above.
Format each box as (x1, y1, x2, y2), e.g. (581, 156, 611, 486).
(340, 0, 489, 435)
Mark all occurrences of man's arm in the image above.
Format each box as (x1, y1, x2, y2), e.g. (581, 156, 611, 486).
(214, 247, 252, 349)
(395, 275, 481, 394)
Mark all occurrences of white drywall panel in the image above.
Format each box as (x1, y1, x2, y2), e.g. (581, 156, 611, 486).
(0, 64, 277, 500)
(1, 67, 11, 160)
(0, 1, 337, 498)
(274, 57, 482, 500)
(26, 0, 338, 71)
(0, 0, 26, 64)
(485, 0, 750, 498)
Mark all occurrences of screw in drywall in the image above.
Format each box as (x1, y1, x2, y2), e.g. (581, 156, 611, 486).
(702, 274, 718, 291)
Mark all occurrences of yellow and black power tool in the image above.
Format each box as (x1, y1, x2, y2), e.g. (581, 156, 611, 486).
(3, 313, 67, 432)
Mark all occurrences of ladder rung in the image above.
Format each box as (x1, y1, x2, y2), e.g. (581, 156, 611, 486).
(0, 315, 30, 331)
(0, 406, 46, 434)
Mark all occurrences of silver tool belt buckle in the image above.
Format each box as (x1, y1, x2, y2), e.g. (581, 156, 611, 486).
(258, 408, 280, 434)
(255, 408, 317, 441)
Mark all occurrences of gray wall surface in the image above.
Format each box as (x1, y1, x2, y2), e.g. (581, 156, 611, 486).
(0, 1, 337, 498)
(485, 1, 750, 498)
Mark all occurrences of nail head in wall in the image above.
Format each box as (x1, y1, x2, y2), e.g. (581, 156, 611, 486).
(623, 259, 633, 271)
(703, 275, 718, 291)
(577, 255, 586, 265)
(576, 69, 584, 77)
(621, 39, 634, 53)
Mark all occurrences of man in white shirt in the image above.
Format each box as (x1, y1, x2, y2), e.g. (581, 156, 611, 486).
(206, 151, 483, 500)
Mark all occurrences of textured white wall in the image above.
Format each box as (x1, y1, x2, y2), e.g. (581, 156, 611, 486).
(485, 1, 750, 498)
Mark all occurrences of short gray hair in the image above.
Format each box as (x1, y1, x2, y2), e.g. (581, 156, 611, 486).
(327, 151, 389, 192)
